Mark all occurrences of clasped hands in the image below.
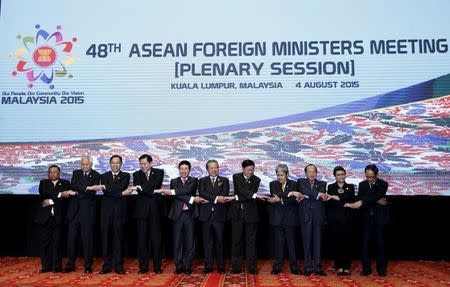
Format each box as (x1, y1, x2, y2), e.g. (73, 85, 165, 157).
(41, 190, 77, 207)
(152, 188, 214, 204)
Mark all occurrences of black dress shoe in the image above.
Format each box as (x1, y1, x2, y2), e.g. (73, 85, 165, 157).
(63, 267, 75, 273)
(154, 268, 162, 274)
(174, 268, 184, 274)
(360, 270, 372, 276)
(378, 271, 387, 277)
(53, 268, 63, 273)
(39, 268, 51, 273)
(231, 269, 241, 274)
(271, 269, 281, 275)
(185, 268, 192, 275)
(337, 271, 345, 276)
(315, 270, 327, 276)
(291, 269, 301, 275)
(248, 269, 258, 275)
(203, 267, 212, 274)
(115, 269, 125, 275)
(303, 270, 313, 276)
(84, 267, 93, 274)
(138, 269, 148, 274)
(99, 269, 111, 274)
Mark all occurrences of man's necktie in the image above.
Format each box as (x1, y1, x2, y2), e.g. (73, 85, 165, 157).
(113, 174, 118, 182)
(182, 178, 188, 210)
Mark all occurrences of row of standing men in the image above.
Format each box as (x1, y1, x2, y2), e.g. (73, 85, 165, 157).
(35, 154, 389, 277)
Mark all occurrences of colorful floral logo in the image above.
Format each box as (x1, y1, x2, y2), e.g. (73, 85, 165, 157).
(10, 24, 78, 89)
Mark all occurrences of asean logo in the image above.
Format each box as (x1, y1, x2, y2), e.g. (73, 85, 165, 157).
(10, 24, 78, 89)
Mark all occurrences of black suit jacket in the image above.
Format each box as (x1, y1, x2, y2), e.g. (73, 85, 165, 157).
(325, 182, 355, 225)
(167, 176, 199, 220)
(34, 178, 71, 225)
(297, 178, 327, 224)
(66, 169, 101, 222)
(228, 173, 261, 223)
(132, 168, 165, 219)
(268, 179, 299, 227)
(198, 176, 230, 222)
(357, 178, 389, 224)
(100, 171, 130, 224)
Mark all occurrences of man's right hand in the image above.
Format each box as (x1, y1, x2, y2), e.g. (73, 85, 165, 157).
(217, 196, 227, 204)
(194, 196, 207, 204)
(122, 188, 133, 196)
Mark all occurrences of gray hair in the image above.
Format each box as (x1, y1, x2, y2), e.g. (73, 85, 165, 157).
(80, 155, 93, 164)
(275, 164, 289, 175)
(205, 159, 219, 170)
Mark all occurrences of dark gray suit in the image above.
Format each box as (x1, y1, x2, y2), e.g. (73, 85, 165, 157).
(198, 175, 230, 271)
(66, 169, 100, 270)
(269, 179, 299, 272)
(168, 176, 198, 271)
(297, 178, 326, 273)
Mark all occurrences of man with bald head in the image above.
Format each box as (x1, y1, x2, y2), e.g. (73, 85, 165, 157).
(64, 155, 101, 274)
(35, 165, 73, 273)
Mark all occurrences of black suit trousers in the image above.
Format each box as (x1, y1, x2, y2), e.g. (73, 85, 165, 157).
(329, 221, 352, 270)
(172, 211, 195, 269)
(300, 216, 324, 272)
(201, 214, 225, 270)
(101, 215, 124, 272)
(38, 217, 62, 270)
(231, 218, 258, 271)
(137, 215, 163, 271)
(361, 214, 387, 273)
(66, 213, 94, 269)
(272, 225, 298, 271)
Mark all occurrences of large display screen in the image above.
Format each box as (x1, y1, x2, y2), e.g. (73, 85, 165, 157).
(0, 0, 449, 195)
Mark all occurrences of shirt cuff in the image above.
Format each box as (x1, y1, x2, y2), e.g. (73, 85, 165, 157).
(252, 193, 257, 199)
(281, 198, 284, 205)
(48, 199, 55, 205)
(170, 189, 176, 195)
(189, 196, 194, 204)
(57, 192, 62, 198)
(214, 196, 218, 204)
(235, 195, 239, 201)
(316, 193, 321, 200)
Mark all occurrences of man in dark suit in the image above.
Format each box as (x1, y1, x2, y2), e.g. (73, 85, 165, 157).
(198, 159, 234, 273)
(35, 165, 74, 273)
(99, 155, 132, 275)
(267, 164, 301, 275)
(132, 154, 164, 274)
(297, 164, 328, 276)
(356, 164, 389, 277)
(229, 159, 264, 275)
(64, 155, 101, 274)
(156, 160, 203, 274)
